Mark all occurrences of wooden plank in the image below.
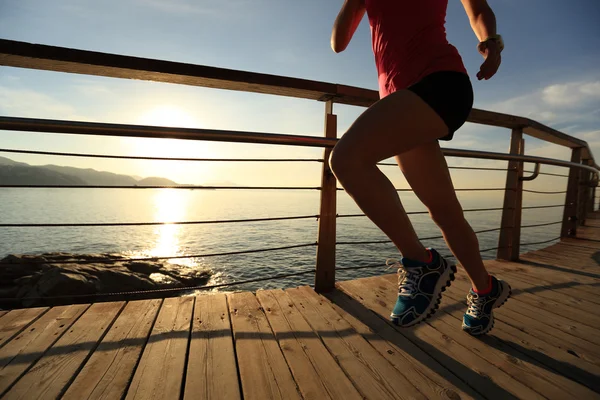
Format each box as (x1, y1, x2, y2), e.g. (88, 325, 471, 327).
(523, 248, 599, 269)
(491, 258, 600, 284)
(315, 102, 337, 292)
(448, 276, 600, 359)
(0, 304, 88, 395)
(441, 285, 600, 394)
(183, 294, 241, 400)
(4, 301, 124, 400)
(479, 269, 600, 327)
(0, 307, 48, 348)
(125, 296, 193, 400)
(324, 289, 482, 400)
(62, 299, 161, 400)
(338, 277, 545, 400)
(286, 286, 427, 400)
(520, 253, 600, 277)
(487, 263, 600, 305)
(361, 277, 592, 400)
(256, 289, 362, 400)
(422, 290, 600, 399)
(227, 292, 301, 400)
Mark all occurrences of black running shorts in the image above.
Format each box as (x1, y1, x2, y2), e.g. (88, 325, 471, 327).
(407, 71, 474, 141)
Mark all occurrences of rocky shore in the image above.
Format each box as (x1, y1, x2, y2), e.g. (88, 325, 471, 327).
(0, 252, 211, 307)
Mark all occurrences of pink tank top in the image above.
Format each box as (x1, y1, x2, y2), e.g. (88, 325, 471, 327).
(364, 0, 468, 97)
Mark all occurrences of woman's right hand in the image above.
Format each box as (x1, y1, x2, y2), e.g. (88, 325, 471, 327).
(476, 39, 502, 80)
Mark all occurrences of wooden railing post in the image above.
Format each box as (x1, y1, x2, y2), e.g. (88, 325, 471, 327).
(578, 159, 593, 225)
(497, 128, 524, 261)
(561, 148, 582, 238)
(315, 100, 337, 293)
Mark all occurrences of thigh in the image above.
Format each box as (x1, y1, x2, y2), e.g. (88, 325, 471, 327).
(395, 141, 462, 212)
(333, 89, 449, 164)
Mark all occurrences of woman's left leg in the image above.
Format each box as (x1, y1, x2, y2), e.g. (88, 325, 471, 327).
(329, 89, 449, 261)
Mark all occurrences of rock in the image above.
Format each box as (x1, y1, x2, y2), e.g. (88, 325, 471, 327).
(0, 253, 212, 304)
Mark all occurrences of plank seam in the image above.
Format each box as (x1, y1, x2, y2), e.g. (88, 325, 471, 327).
(225, 294, 246, 400)
(253, 293, 301, 399)
(0, 307, 51, 351)
(58, 301, 128, 398)
(120, 298, 165, 400)
(335, 283, 490, 399)
(442, 289, 600, 394)
(269, 290, 337, 399)
(289, 287, 388, 399)
(0, 304, 92, 398)
(179, 296, 196, 400)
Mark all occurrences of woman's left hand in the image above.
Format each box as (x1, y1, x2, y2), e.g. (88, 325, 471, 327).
(476, 40, 502, 80)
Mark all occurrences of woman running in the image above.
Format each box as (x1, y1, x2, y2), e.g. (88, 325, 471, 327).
(330, 0, 510, 335)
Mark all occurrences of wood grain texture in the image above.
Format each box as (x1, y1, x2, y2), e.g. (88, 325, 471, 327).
(228, 292, 301, 400)
(256, 289, 362, 400)
(0, 307, 48, 348)
(63, 299, 161, 400)
(4, 302, 124, 400)
(183, 294, 241, 400)
(125, 296, 193, 400)
(0, 304, 88, 395)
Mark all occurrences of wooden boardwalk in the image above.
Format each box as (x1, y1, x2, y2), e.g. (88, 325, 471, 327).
(1, 213, 599, 399)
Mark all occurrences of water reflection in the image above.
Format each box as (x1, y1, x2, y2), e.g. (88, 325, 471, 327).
(149, 189, 192, 266)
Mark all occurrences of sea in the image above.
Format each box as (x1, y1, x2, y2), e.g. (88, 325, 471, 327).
(0, 188, 565, 293)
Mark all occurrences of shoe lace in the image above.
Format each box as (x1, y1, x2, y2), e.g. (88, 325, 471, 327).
(386, 259, 423, 296)
(466, 292, 486, 318)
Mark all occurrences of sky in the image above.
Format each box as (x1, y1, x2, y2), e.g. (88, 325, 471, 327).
(0, 0, 599, 190)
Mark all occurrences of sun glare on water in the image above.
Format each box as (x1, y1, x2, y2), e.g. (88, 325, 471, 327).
(148, 189, 192, 265)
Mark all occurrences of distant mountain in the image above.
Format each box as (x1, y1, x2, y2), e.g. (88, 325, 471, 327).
(0, 156, 27, 166)
(0, 165, 86, 185)
(0, 156, 179, 186)
(137, 177, 178, 186)
(43, 165, 138, 186)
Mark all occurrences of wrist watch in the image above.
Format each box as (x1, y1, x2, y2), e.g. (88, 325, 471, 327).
(478, 34, 504, 52)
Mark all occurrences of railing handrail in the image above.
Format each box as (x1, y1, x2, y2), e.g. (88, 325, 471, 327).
(0, 39, 596, 167)
(1, 116, 598, 178)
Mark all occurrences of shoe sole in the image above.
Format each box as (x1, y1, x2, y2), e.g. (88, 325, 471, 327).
(463, 280, 512, 336)
(390, 262, 457, 327)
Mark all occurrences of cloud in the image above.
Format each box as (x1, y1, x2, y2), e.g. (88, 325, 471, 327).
(135, 0, 258, 18)
(0, 86, 81, 119)
(542, 81, 600, 108)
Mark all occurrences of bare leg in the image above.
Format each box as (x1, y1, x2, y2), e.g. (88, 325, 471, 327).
(396, 141, 490, 291)
(329, 89, 489, 291)
(330, 90, 447, 262)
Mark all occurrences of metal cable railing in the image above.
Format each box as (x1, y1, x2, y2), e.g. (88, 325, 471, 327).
(522, 189, 567, 194)
(337, 206, 511, 218)
(0, 184, 322, 190)
(1, 39, 598, 303)
(0, 214, 320, 228)
(0, 242, 317, 266)
(0, 148, 324, 163)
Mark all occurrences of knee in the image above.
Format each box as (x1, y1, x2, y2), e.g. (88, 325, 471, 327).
(428, 202, 465, 228)
(329, 143, 357, 179)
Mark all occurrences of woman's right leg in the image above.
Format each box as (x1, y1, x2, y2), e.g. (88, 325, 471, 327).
(395, 140, 490, 291)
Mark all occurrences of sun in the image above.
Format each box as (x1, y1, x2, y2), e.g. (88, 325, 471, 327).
(138, 105, 197, 128)
(124, 105, 215, 183)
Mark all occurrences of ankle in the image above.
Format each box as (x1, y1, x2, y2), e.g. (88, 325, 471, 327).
(402, 248, 433, 264)
(473, 275, 493, 295)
